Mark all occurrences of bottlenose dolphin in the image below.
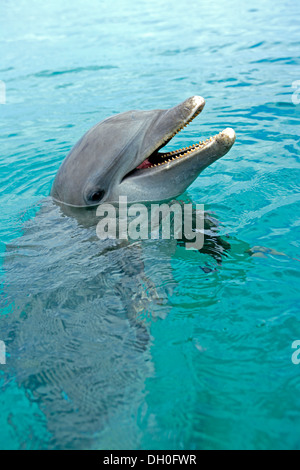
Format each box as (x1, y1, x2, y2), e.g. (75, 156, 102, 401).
(0, 97, 238, 449)
(51, 96, 236, 206)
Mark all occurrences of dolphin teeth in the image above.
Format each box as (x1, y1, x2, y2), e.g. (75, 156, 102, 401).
(151, 127, 217, 169)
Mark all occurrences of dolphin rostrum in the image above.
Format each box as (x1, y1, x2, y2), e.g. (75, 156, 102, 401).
(51, 96, 236, 207)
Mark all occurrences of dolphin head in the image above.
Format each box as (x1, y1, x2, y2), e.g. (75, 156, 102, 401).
(51, 96, 236, 207)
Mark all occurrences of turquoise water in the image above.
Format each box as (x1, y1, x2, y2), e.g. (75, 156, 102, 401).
(1, 0, 300, 450)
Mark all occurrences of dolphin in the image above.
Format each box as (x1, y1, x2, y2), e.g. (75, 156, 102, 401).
(0, 97, 237, 449)
(51, 96, 236, 207)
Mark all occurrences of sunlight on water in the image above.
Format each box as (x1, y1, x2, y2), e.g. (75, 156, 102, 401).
(0, 0, 300, 450)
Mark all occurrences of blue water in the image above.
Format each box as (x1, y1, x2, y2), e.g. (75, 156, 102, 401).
(1, 0, 300, 450)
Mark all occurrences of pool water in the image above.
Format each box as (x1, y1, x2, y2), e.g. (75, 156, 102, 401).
(1, 0, 300, 450)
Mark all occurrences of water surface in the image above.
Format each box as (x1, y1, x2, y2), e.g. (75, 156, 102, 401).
(0, 0, 300, 450)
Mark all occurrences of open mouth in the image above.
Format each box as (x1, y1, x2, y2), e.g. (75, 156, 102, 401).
(136, 136, 216, 170)
(136, 103, 206, 170)
(125, 96, 236, 178)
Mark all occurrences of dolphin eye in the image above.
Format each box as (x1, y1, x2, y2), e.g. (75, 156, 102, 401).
(90, 190, 105, 203)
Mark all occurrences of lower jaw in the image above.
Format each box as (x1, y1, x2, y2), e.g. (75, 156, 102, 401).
(136, 136, 216, 170)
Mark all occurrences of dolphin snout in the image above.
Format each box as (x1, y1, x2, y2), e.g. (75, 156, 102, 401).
(216, 128, 236, 149)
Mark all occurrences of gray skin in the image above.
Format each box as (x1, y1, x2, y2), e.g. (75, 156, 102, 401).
(51, 96, 236, 207)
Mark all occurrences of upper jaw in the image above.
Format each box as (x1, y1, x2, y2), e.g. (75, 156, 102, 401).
(123, 96, 206, 177)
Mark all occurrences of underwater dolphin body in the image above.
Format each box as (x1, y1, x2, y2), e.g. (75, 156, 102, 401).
(51, 96, 236, 206)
